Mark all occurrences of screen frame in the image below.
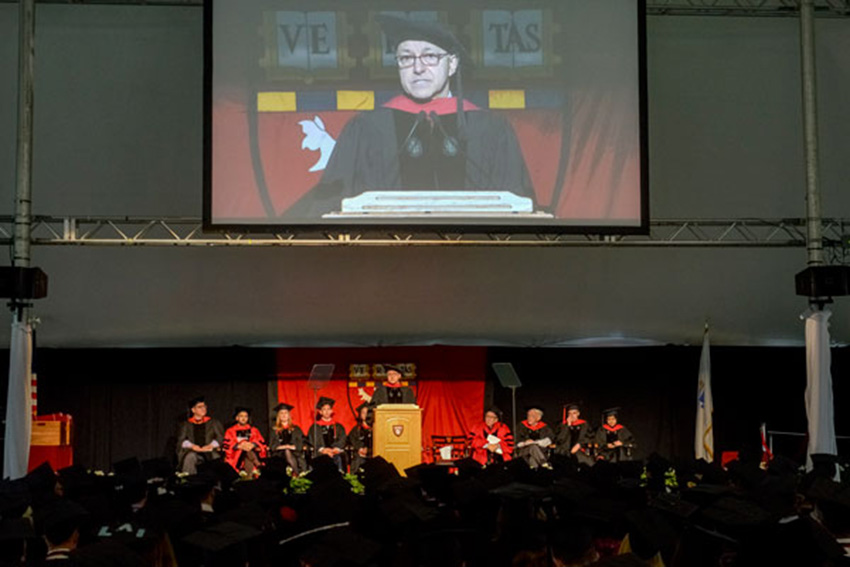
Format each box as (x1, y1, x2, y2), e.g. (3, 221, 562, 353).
(202, 0, 649, 235)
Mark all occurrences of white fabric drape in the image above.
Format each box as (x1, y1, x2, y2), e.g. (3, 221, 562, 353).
(805, 310, 837, 472)
(3, 320, 33, 480)
(695, 329, 714, 462)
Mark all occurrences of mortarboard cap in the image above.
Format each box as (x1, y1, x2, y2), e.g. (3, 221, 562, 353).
(484, 406, 503, 419)
(377, 14, 472, 67)
(356, 401, 375, 413)
(272, 402, 294, 413)
(181, 520, 262, 553)
(384, 364, 404, 374)
(188, 395, 205, 409)
(565, 403, 581, 411)
(316, 396, 335, 409)
(232, 406, 251, 418)
(112, 457, 143, 477)
(197, 459, 240, 489)
(25, 461, 57, 496)
(602, 407, 620, 417)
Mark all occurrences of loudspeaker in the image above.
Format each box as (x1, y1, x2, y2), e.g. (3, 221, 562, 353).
(0, 267, 48, 299)
(795, 265, 850, 298)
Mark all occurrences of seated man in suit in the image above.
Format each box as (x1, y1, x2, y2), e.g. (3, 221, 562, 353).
(177, 396, 225, 474)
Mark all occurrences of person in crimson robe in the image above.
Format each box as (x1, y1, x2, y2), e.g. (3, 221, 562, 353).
(306, 397, 347, 472)
(468, 406, 514, 466)
(348, 402, 375, 472)
(371, 365, 416, 405)
(514, 406, 556, 470)
(270, 402, 306, 475)
(554, 403, 594, 467)
(284, 14, 534, 218)
(223, 407, 267, 477)
(594, 407, 635, 463)
(176, 396, 225, 474)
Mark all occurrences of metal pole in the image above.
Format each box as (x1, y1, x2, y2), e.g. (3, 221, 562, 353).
(800, 0, 823, 268)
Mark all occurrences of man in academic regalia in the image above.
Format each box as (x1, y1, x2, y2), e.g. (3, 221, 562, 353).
(270, 402, 306, 475)
(594, 407, 635, 463)
(306, 397, 347, 472)
(176, 396, 225, 474)
(223, 407, 268, 477)
(554, 403, 594, 467)
(514, 406, 555, 469)
(348, 402, 375, 472)
(286, 14, 534, 218)
(468, 407, 513, 466)
(371, 365, 416, 405)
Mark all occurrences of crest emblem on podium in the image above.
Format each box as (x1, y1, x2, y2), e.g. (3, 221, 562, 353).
(392, 424, 404, 437)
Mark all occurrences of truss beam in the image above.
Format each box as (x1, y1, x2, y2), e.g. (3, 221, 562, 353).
(0, 216, 847, 249)
(0, 0, 848, 17)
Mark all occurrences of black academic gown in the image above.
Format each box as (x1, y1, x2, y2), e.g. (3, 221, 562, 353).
(286, 103, 534, 217)
(371, 383, 416, 405)
(271, 425, 307, 473)
(594, 424, 635, 462)
(176, 418, 225, 469)
(348, 423, 373, 472)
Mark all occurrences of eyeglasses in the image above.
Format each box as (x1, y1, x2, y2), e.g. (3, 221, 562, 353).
(396, 52, 451, 68)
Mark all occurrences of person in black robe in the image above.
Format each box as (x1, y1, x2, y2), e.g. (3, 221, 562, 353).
(176, 396, 225, 475)
(514, 406, 556, 469)
(348, 402, 374, 472)
(286, 14, 534, 218)
(370, 365, 416, 405)
(594, 407, 635, 463)
(270, 402, 306, 475)
(306, 397, 347, 472)
(554, 403, 594, 467)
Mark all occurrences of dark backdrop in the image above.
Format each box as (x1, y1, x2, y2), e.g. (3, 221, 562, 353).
(1, 346, 848, 471)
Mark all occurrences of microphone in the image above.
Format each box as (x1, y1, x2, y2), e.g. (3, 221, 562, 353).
(429, 111, 459, 157)
(398, 110, 427, 158)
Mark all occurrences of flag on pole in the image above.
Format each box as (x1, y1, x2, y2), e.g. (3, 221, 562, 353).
(695, 326, 714, 462)
(760, 422, 773, 468)
(3, 320, 33, 479)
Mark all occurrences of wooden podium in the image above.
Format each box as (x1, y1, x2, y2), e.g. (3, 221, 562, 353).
(373, 404, 422, 475)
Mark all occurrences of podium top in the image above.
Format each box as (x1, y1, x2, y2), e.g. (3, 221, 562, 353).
(375, 403, 420, 410)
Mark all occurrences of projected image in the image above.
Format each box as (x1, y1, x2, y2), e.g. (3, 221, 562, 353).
(205, 1, 646, 230)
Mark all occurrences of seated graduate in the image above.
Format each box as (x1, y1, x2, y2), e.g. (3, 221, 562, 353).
(306, 397, 347, 472)
(371, 365, 416, 405)
(223, 407, 268, 477)
(468, 406, 514, 466)
(270, 402, 306, 475)
(285, 14, 534, 218)
(554, 403, 594, 466)
(177, 396, 225, 474)
(594, 407, 635, 463)
(348, 402, 374, 473)
(514, 405, 555, 470)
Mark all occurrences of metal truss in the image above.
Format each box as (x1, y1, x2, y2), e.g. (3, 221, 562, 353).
(0, 216, 847, 249)
(0, 0, 849, 17)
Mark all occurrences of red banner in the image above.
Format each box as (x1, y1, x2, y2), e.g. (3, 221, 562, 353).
(275, 346, 486, 460)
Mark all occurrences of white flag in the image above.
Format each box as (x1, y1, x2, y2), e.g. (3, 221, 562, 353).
(695, 328, 714, 462)
(3, 320, 33, 479)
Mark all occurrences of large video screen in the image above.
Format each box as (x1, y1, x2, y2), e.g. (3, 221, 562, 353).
(204, 0, 647, 232)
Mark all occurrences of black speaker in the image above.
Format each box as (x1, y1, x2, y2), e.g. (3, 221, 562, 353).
(795, 265, 850, 298)
(0, 267, 48, 299)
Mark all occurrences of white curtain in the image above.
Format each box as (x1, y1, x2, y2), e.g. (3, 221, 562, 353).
(804, 309, 837, 472)
(3, 320, 33, 480)
(695, 329, 714, 462)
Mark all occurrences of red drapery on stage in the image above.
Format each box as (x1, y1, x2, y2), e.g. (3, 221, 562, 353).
(275, 346, 486, 459)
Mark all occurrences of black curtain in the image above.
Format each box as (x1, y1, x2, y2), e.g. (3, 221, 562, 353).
(1, 345, 847, 472)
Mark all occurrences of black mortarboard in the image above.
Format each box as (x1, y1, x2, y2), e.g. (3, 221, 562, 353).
(25, 461, 56, 491)
(602, 407, 620, 417)
(0, 517, 34, 540)
(188, 395, 205, 409)
(383, 364, 404, 375)
(233, 406, 251, 418)
(197, 459, 240, 489)
(316, 396, 335, 409)
(377, 14, 471, 66)
(181, 520, 262, 553)
(565, 403, 581, 411)
(624, 509, 681, 563)
(272, 402, 294, 413)
(484, 406, 503, 419)
(112, 457, 143, 477)
(356, 401, 375, 413)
